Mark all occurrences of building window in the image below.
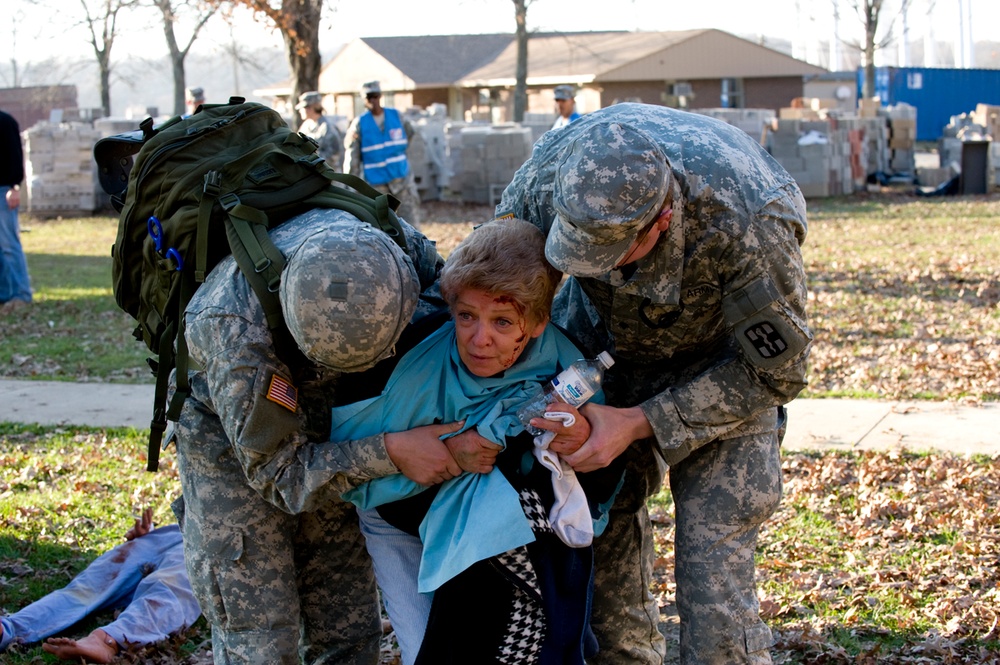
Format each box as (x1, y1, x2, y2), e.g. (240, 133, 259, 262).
(721, 78, 744, 108)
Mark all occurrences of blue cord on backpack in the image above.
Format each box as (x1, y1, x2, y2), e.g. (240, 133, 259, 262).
(148, 216, 184, 271)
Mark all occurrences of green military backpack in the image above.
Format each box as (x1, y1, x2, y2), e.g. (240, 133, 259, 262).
(95, 97, 408, 471)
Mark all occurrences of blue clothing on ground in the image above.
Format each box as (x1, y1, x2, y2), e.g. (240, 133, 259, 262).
(0, 525, 200, 651)
(335, 321, 597, 592)
(0, 185, 32, 304)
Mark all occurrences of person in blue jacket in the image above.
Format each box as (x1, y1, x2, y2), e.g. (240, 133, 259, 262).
(344, 80, 422, 227)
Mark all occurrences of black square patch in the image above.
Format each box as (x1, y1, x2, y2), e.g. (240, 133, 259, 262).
(744, 322, 788, 359)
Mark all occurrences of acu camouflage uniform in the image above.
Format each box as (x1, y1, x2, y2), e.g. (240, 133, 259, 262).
(300, 114, 344, 172)
(496, 103, 812, 665)
(173, 209, 440, 665)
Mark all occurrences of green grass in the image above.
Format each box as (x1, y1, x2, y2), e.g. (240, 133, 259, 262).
(0, 424, 192, 663)
(5, 194, 999, 399)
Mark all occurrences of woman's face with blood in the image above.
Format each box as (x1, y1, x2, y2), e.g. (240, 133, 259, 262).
(452, 288, 546, 377)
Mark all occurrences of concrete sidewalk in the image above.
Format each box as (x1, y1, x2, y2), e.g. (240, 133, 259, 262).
(1, 378, 997, 455)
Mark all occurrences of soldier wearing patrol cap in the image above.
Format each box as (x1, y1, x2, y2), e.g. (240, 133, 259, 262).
(497, 103, 812, 664)
(344, 81, 423, 227)
(184, 86, 205, 117)
(172, 209, 466, 665)
(296, 90, 343, 171)
(551, 84, 581, 130)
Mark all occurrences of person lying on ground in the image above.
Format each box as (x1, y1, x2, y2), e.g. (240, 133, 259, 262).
(0, 508, 200, 663)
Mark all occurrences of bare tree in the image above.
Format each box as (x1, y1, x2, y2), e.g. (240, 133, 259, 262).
(512, 0, 529, 122)
(843, 0, 915, 99)
(208, 0, 323, 128)
(151, 0, 218, 115)
(72, 0, 141, 117)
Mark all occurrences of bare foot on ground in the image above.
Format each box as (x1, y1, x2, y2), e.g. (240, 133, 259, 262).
(42, 628, 119, 663)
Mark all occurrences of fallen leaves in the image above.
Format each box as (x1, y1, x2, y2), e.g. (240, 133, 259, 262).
(652, 449, 1000, 663)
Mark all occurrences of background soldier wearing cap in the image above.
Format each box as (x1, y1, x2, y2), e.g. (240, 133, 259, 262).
(173, 210, 469, 664)
(296, 91, 344, 172)
(184, 87, 205, 117)
(551, 85, 581, 130)
(344, 81, 422, 227)
(497, 103, 812, 664)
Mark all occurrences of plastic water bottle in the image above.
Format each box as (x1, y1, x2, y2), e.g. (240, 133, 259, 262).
(517, 351, 615, 435)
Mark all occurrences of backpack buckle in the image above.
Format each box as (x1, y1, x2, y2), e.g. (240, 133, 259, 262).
(203, 171, 222, 197)
(219, 192, 240, 210)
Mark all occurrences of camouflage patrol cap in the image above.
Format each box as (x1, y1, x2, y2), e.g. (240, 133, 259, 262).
(546, 121, 670, 277)
(279, 220, 419, 372)
(553, 85, 575, 100)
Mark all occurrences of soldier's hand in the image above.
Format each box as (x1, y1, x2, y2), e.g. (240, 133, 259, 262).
(385, 421, 465, 486)
(530, 403, 591, 455)
(445, 428, 502, 474)
(562, 403, 653, 473)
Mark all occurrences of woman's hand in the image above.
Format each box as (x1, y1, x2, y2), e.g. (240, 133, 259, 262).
(385, 421, 465, 486)
(445, 428, 502, 474)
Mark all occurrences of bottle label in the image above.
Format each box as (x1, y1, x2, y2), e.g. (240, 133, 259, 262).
(551, 366, 595, 407)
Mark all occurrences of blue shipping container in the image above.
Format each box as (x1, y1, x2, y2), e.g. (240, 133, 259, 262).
(856, 67, 1000, 141)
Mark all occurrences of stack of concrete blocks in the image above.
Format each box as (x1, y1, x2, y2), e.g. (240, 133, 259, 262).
(884, 103, 916, 175)
(445, 124, 533, 205)
(23, 122, 102, 217)
(938, 107, 1000, 190)
(521, 113, 557, 144)
(860, 116, 890, 176)
(691, 108, 776, 145)
(768, 118, 855, 198)
(408, 104, 451, 202)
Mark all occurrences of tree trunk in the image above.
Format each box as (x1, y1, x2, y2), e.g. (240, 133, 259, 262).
(513, 0, 528, 123)
(283, 4, 322, 130)
(863, 0, 880, 99)
(216, 0, 324, 129)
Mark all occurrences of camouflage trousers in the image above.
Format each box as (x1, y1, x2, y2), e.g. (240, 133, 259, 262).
(373, 174, 422, 228)
(591, 426, 783, 665)
(175, 398, 381, 665)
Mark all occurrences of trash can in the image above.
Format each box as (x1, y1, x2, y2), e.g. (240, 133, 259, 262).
(960, 140, 990, 195)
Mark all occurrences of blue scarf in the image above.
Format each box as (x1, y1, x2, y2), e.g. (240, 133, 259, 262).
(334, 320, 592, 592)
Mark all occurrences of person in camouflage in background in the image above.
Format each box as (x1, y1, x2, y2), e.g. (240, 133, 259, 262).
(172, 210, 466, 665)
(497, 103, 812, 664)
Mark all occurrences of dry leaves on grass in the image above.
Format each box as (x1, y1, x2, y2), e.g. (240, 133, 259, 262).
(651, 450, 1000, 663)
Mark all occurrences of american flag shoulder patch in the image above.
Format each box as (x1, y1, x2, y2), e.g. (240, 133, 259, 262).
(266, 373, 298, 412)
(495, 212, 515, 221)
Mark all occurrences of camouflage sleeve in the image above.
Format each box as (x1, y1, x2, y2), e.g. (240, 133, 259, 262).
(316, 118, 341, 164)
(640, 191, 811, 463)
(344, 117, 362, 177)
(186, 311, 400, 514)
(400, 219, 444, 289)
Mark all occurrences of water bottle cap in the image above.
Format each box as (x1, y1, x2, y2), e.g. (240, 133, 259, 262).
(597, 351, 614, 369)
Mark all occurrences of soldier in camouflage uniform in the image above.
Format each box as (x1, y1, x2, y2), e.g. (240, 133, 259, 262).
(173, 210, 465, 665)
(496, 103, 812, 664)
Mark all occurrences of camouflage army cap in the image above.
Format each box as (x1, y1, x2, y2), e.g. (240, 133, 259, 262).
(553, 85, 575, 100)
(296, 91, 322, 110)
(279, 220, 419, 372)
(546, 121, 670, 277)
